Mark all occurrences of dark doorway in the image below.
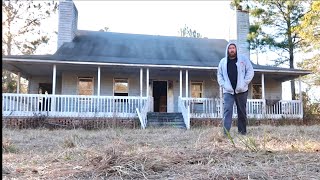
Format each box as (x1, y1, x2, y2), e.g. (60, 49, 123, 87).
(153, 81, 167, 112)
(38, 83, 52, 111)
(39, 83, 52, 94)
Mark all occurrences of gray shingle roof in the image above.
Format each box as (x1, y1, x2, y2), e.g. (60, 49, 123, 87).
(53, 30, 228, 67)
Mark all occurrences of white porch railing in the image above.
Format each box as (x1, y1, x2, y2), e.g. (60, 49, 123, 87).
(232, 99, 302, 119)
(2, 93, 147, 118)
(2, 93, 303, 120)
(232, 99, 264, 119)
(180, 98, 303, 119)
(178, 96, 190, 129)
(136, 97, 153, 129)
(181, 97, 220, 118)
(265, 100, 303, 119)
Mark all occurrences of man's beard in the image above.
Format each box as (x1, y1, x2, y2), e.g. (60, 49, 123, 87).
(228, 52, 237, 59)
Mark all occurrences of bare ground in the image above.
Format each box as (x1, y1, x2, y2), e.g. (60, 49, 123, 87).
(2, 125, 320, 179)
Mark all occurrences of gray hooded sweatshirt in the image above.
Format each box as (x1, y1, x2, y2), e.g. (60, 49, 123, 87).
(217, 43, 254, 94)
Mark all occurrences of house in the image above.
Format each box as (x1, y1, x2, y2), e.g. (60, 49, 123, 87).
(2, 1, 310, 129)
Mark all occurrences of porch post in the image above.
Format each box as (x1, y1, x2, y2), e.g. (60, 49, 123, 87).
(52, 64, 56, 95)
(97, 66, 101, 96)
(261, 73, 265, 99)
(219, 86, 223, 118)
(146, 68, 149, 98)
(299, 76, 302, 101)
(261, 73, 266, 117)
(299, 75, 303, 118)
(51, 64, 57, 113)
(140, 68, 143, 97)
(17, 72, 21, 93)
(185, 70, 188, 97)
(180, 70, 182, 97)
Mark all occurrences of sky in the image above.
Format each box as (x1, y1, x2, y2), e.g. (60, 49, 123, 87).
(73, 1, 236, 40)
(40, 1, 318, 101)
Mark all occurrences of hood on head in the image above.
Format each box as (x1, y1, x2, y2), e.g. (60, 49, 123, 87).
(225, 42, 238, 58)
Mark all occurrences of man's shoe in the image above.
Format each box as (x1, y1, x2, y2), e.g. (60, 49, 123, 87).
(239, 132, 246, 135)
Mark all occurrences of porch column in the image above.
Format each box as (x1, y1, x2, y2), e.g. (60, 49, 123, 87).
(146, 68, 149, 98)
(261, 73, 265, 99)
(261, 73, 266, 117)
(52, 64, 56, 95)
(51, 64, 57, 113)
(17, 72, 21, 93)
(97, 66, 101, 96)
(299, 76, 302, 101)
(219, 86, 223, 118)
(299, 75, 303, 118)
(180, 70, 182, 97)
(140, 68, 143, 97)
(185, 70, 188, 97)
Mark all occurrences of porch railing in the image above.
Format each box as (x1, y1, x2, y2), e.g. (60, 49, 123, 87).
(2, 93, 303, 119)
(232, 99, 302, 119)
(265, 100, 302, 119)
(136, 97, 153, 129)
(181, 97, 220, 118)
(178, 96, 190, 129)
(2, 93, 147, 118)
(180, 98, 302, 119)
(232, 99, 264, 119)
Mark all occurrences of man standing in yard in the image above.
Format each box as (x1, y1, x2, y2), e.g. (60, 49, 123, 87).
(217, 43, 254, 135)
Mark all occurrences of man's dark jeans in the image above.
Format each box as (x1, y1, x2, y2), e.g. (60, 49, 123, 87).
(223, 91, 248, 135)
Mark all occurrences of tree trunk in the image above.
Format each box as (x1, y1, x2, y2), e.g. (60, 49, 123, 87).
(289, 40, 296, 100)
(7, 35, 12, 55)
(287, 14, 296, 100)
(290, 80, 296, 100)
(289, 30, 295, 100)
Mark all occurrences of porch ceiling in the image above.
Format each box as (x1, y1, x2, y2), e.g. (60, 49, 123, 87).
(3, 61, 146, 78)
(254, 72, 305, 82)
(4, 61, 54, 78)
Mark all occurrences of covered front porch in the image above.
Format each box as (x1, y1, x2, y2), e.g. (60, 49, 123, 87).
(3, 60, 306, 129)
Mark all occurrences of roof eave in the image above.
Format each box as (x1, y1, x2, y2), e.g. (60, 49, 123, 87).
(3, 57, 312, 74)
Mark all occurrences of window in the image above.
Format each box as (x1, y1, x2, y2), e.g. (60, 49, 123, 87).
(252, 84, 262, 99)
(191, 81, 203, 98)
(114, 78, 128, 96)
(78, 77, 94, 95)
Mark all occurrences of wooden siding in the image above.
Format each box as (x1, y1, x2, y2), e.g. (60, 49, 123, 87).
(265, 78, 282, 100)
(29, 76, 62, 94)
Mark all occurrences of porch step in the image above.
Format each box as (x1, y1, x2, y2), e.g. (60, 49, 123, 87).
(147, 112, 186, 129)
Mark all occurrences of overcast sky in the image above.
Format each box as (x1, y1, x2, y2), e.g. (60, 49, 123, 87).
(73, 1, 236, 39)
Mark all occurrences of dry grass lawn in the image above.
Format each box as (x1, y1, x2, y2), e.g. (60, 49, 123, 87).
(2, 125, 320, 179)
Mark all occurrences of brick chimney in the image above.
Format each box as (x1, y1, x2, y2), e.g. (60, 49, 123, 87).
(57, 0, 78, 49)
(236, 9, 250, 58)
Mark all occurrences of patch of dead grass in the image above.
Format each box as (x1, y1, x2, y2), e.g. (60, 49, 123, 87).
(2, 138, 18, 153)
(2, 125, 320, 179)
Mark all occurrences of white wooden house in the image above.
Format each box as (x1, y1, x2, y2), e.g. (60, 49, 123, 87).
(2, 1, 310, 129)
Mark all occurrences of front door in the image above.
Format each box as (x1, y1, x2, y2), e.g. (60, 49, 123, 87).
(38, 83, 52, 111)
(153, 81, 167, 112)
(39, 83, 52, 94)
